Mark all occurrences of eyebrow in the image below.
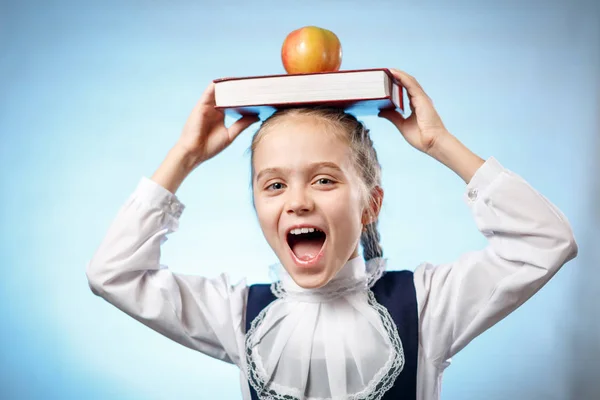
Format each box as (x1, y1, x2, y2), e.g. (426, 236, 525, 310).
(255, 161, 345, 183)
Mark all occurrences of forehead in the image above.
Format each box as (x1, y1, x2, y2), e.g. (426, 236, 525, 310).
(253, 115, 352, 173)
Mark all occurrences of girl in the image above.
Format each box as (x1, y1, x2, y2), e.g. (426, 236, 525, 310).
(87, 68, 578, 400)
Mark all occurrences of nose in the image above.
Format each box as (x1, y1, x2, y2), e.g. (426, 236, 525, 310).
(285, 186, 314, 215)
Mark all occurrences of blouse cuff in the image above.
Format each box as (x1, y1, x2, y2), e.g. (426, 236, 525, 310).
(463, 156, 505, 206)
(133, 177, 186, 219)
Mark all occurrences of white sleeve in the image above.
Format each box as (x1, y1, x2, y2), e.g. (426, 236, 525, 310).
(414, 157, 578, 368)
(85, 177, 247, 367)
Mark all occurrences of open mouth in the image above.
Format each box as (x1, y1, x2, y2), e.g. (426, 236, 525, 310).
(286, 227, 327, 262)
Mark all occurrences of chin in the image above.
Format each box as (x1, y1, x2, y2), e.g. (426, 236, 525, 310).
(283, 252, 346, 289)
(288, 266, 333, 289)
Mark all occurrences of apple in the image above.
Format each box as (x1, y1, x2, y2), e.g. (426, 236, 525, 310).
(281, 26, 342, 74)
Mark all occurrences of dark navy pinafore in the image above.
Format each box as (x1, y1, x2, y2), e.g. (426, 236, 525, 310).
(244, 270, 419, 400)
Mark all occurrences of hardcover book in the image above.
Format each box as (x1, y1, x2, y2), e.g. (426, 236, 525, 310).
(213, 68, 406, 118)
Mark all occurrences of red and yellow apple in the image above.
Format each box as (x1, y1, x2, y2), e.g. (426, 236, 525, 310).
(281, 26, 342, 74)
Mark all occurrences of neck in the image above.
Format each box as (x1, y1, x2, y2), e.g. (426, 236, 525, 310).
(270, 255, 387, 302)
(276, 256, 366, 291)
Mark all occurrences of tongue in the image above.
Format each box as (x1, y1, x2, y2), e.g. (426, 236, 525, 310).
(291, 238, 323, 261)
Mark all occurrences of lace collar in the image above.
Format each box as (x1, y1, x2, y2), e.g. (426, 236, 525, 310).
(268, 256, 387, 302)
(245, 256, 404, 400)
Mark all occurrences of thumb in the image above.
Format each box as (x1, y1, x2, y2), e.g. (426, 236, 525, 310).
(378, 109, 406, 131)
(228, 114, 260, 141)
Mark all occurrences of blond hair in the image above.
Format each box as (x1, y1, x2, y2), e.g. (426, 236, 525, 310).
(250, 107, 383, 261)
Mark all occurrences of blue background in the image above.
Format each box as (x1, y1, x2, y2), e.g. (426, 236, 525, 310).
(1, 0, 598, 399)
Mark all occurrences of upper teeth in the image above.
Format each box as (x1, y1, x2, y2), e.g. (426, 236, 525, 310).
(290, 227, 321, 235)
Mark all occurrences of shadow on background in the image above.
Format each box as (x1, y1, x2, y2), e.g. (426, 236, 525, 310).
(568, 67, 600, 399)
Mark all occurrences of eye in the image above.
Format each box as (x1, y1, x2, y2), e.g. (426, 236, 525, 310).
(314, 177, 335, 186)
(266, 182, 286, 191)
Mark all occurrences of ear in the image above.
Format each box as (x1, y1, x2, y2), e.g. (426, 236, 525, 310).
(362, 186, 384, 225)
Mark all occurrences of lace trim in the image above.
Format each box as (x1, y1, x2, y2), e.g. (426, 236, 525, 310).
(244, 288, 405, 400)
(269, 258, 387, 303)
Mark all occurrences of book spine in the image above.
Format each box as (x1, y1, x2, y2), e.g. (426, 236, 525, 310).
(390, 81, 403, 113)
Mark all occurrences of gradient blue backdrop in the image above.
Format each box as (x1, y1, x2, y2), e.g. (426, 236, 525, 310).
(1, 0, 598, 399)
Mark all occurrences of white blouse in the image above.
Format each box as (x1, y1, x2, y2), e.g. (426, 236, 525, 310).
(86, 157, 578, 400)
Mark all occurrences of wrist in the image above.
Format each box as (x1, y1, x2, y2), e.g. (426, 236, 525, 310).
(171, 143, 203, 173)
(426, 131, 485, 184)
(426, 131, 464, 163)
(150, 144, 202, 195)
(425, 131, 455, 160)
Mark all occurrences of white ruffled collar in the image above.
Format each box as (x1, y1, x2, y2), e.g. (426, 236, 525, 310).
(245, 256, 404, 400)
(268, 256, 387, 302)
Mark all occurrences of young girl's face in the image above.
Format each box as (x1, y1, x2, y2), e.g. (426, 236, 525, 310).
(252, 115, 368, 289)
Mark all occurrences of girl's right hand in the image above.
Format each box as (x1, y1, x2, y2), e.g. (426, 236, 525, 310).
(176, 82, 260, 165)
(151, 82, 259, 194)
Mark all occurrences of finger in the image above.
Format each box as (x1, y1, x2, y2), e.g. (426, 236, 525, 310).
(378, 109, 406, 131)
(196, 82, 216, 108)
(388, 68, 431, 102)
(388, 68, 422, 91)
(389, 69, 435, 113)
(228, 114, 260, 140)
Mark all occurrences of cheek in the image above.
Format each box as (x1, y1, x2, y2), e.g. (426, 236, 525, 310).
(322, 189, 364, 231)
(254, 196, 281, 233)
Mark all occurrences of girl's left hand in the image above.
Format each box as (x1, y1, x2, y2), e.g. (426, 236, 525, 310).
(379, 69, 450, 154)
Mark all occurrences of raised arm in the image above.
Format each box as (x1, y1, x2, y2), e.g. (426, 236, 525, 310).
(379, 68, 578, 367)
(86, 82, 259, 365)
(413, 156, 577, 366)
(86, 174, 246, 364)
